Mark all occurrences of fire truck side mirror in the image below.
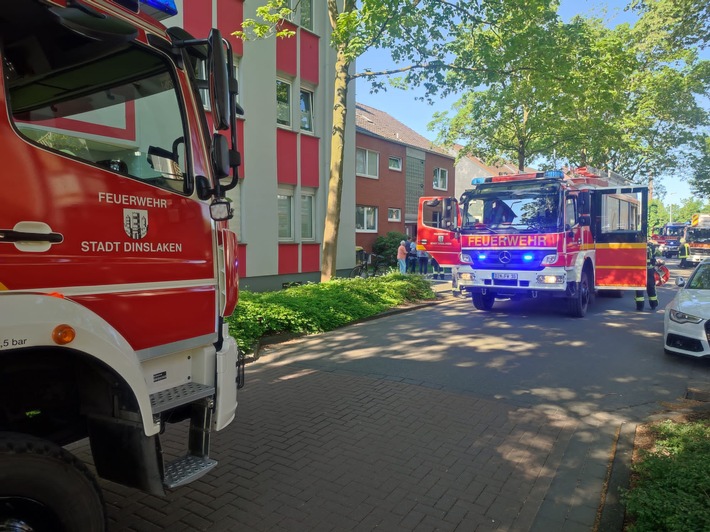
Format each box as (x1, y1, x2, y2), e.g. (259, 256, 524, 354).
(210, 199, 233, 221)
(578, 191, 591, 215)
(579, 214, 591, 227)
(208, 29, 230, 131)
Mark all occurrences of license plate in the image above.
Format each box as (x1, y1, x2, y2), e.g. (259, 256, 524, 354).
(493, 272, 518, 280)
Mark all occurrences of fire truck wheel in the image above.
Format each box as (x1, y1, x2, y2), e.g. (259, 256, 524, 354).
(568, 270, 590, 318)
(472, 292, 495, 311)
(0, 433, 106, 532)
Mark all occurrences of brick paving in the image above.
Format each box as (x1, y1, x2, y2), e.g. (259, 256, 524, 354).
(67, 285, 635, 531)
(69, 359, 609, 531)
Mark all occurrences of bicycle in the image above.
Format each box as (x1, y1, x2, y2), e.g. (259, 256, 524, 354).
(349, 250, 388, 278)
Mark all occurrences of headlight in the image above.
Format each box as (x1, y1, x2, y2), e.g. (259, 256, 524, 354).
(536, 274, 565, 284)
(669, 309, 703, 324)
(541, 254, 558, 265)
(460, 253, 473, 264)
(459, 273, 473, 281)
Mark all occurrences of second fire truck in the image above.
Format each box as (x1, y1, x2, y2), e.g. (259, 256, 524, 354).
(418, 168, 649, 317)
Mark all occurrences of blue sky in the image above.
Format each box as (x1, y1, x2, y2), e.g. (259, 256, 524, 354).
(354, 0, 694, 203)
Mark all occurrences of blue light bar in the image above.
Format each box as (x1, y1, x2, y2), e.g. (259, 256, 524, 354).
(471, 177, 487, 185)
(543, 170, 564, 178)
(140, 0, 178, 19)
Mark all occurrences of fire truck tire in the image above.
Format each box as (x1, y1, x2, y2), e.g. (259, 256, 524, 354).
(0, 433, 106, 532)
(472, 292, 495, 311)
(568, 270, 590, 318)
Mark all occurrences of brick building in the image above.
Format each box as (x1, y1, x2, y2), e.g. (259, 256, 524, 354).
(354, 103, 455, 253)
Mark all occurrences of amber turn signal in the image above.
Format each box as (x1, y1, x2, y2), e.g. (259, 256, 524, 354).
(52, 324, 76, 345)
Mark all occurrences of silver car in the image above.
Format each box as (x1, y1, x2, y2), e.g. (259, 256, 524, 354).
(664, 259, 710, 358)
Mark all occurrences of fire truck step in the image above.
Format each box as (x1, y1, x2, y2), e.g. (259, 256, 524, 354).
(164, 454, 218, 489)
(150, 382, 215, 415)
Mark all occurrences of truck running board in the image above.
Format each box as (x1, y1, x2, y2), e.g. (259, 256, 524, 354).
(164, 454, 218, 489)
(150, 382, 215, 415)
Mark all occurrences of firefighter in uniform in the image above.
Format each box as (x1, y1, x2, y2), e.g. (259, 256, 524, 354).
(678, 238, 690, 268)
(635, 243, 659, 311)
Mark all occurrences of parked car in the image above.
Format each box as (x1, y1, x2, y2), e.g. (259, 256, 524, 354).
(664, 259, 710, 357)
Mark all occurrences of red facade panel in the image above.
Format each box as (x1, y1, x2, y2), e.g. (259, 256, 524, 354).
(238, 244, 247, 278)
(277, 129, 298, 184)
(300, 30, 319, 85)
(300, 135, 320, 187)
(278, 243, 299, 274)
(217, 0, 244, 56)
(276, 22, 298, 77)
(301, 243, 320, 272)
(183, 1, 212, 41)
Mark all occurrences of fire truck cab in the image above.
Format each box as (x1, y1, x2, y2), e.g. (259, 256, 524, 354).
(418, 168, 649, 317)
(651, 222, 687, 258)
(0, 1, 243, 530)
(684, 214, 710, 265)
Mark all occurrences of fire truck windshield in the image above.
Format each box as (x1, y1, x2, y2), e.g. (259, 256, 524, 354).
(687, 228, 710, 243)
(459, 182, 561, 234)
(2, 5, 190, 195)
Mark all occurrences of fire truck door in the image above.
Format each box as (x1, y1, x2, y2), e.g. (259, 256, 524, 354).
(417, 197, 461, 266)
(591, 187, 648, 290)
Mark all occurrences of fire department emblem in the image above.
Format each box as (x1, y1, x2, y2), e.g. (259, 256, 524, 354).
(124, 209, 148, 240)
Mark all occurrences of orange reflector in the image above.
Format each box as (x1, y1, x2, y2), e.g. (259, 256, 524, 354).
(52, 324, 76, 345)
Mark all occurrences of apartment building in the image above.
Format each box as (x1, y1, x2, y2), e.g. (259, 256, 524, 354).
(167, 0, 357, 291)
(354, 103, 455, 253)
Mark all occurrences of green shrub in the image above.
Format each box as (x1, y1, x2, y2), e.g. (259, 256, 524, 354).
(623, 418, 710, 531)
(226, 273, 435, 353)
(373, 231, 408, 266)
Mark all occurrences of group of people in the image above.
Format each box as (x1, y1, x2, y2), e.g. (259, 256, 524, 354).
(397, 236, 443, 278)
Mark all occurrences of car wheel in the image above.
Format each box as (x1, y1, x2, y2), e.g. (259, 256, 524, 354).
(472, 292, 494, 311)
(568, 270, 590, 318)
(0, 433, 106, 532)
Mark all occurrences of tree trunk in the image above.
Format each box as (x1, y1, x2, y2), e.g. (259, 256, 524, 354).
(320, 46, 350, 282)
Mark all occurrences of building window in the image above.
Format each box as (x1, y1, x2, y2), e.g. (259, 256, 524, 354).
(388, 156, 402, 171)
(300, 0, 312, 30)
(301, 193, 315, 240)
(278, 193, 293, 240)
(300, 89, 314, 132)
(276, 79, 291, 127)
(356, 148, 379, 178)
(433, 167, 448, 190)
(388, 208, 401, 222)
(356, 206, 378, 232)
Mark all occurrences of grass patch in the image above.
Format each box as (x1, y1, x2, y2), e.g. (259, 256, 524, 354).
(623, 414, 710, 531)
(226, 273, 436, 354)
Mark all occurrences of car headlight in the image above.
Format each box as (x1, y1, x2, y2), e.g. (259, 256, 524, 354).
(460, 253, 473, 264)
(669, 309, 703, 324)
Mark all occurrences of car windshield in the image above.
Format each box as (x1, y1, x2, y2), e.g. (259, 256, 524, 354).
(687, 265, 710, 289)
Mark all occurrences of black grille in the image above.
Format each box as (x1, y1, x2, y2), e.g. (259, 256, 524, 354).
(464, 249, 553, 271)
(666, 333, 703, 352)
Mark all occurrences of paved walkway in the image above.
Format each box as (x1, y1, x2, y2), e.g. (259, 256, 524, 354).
(67, 279, 664, 531)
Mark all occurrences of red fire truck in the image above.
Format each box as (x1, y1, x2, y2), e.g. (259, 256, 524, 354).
(418, 168, 649, 317)
(650, 222, 686, 257)
(0, 1, 243, 529)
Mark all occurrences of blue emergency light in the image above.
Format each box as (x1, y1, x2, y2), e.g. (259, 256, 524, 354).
(141, 0, 178, 17)
(543, 170, 564, 178)
(522, 253, 534, 262)
(471, 177, 487, 185)
(477, 253, 488, 261)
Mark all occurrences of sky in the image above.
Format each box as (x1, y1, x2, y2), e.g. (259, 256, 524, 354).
(354, 0, 695, 204)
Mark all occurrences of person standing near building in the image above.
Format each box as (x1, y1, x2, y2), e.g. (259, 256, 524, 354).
(406, 236, 417, 274)
(397, 240, 408, 274)
(635, 242, 659, 311)
(417, 248, 429, 274)
(678, 238, 690, 268)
